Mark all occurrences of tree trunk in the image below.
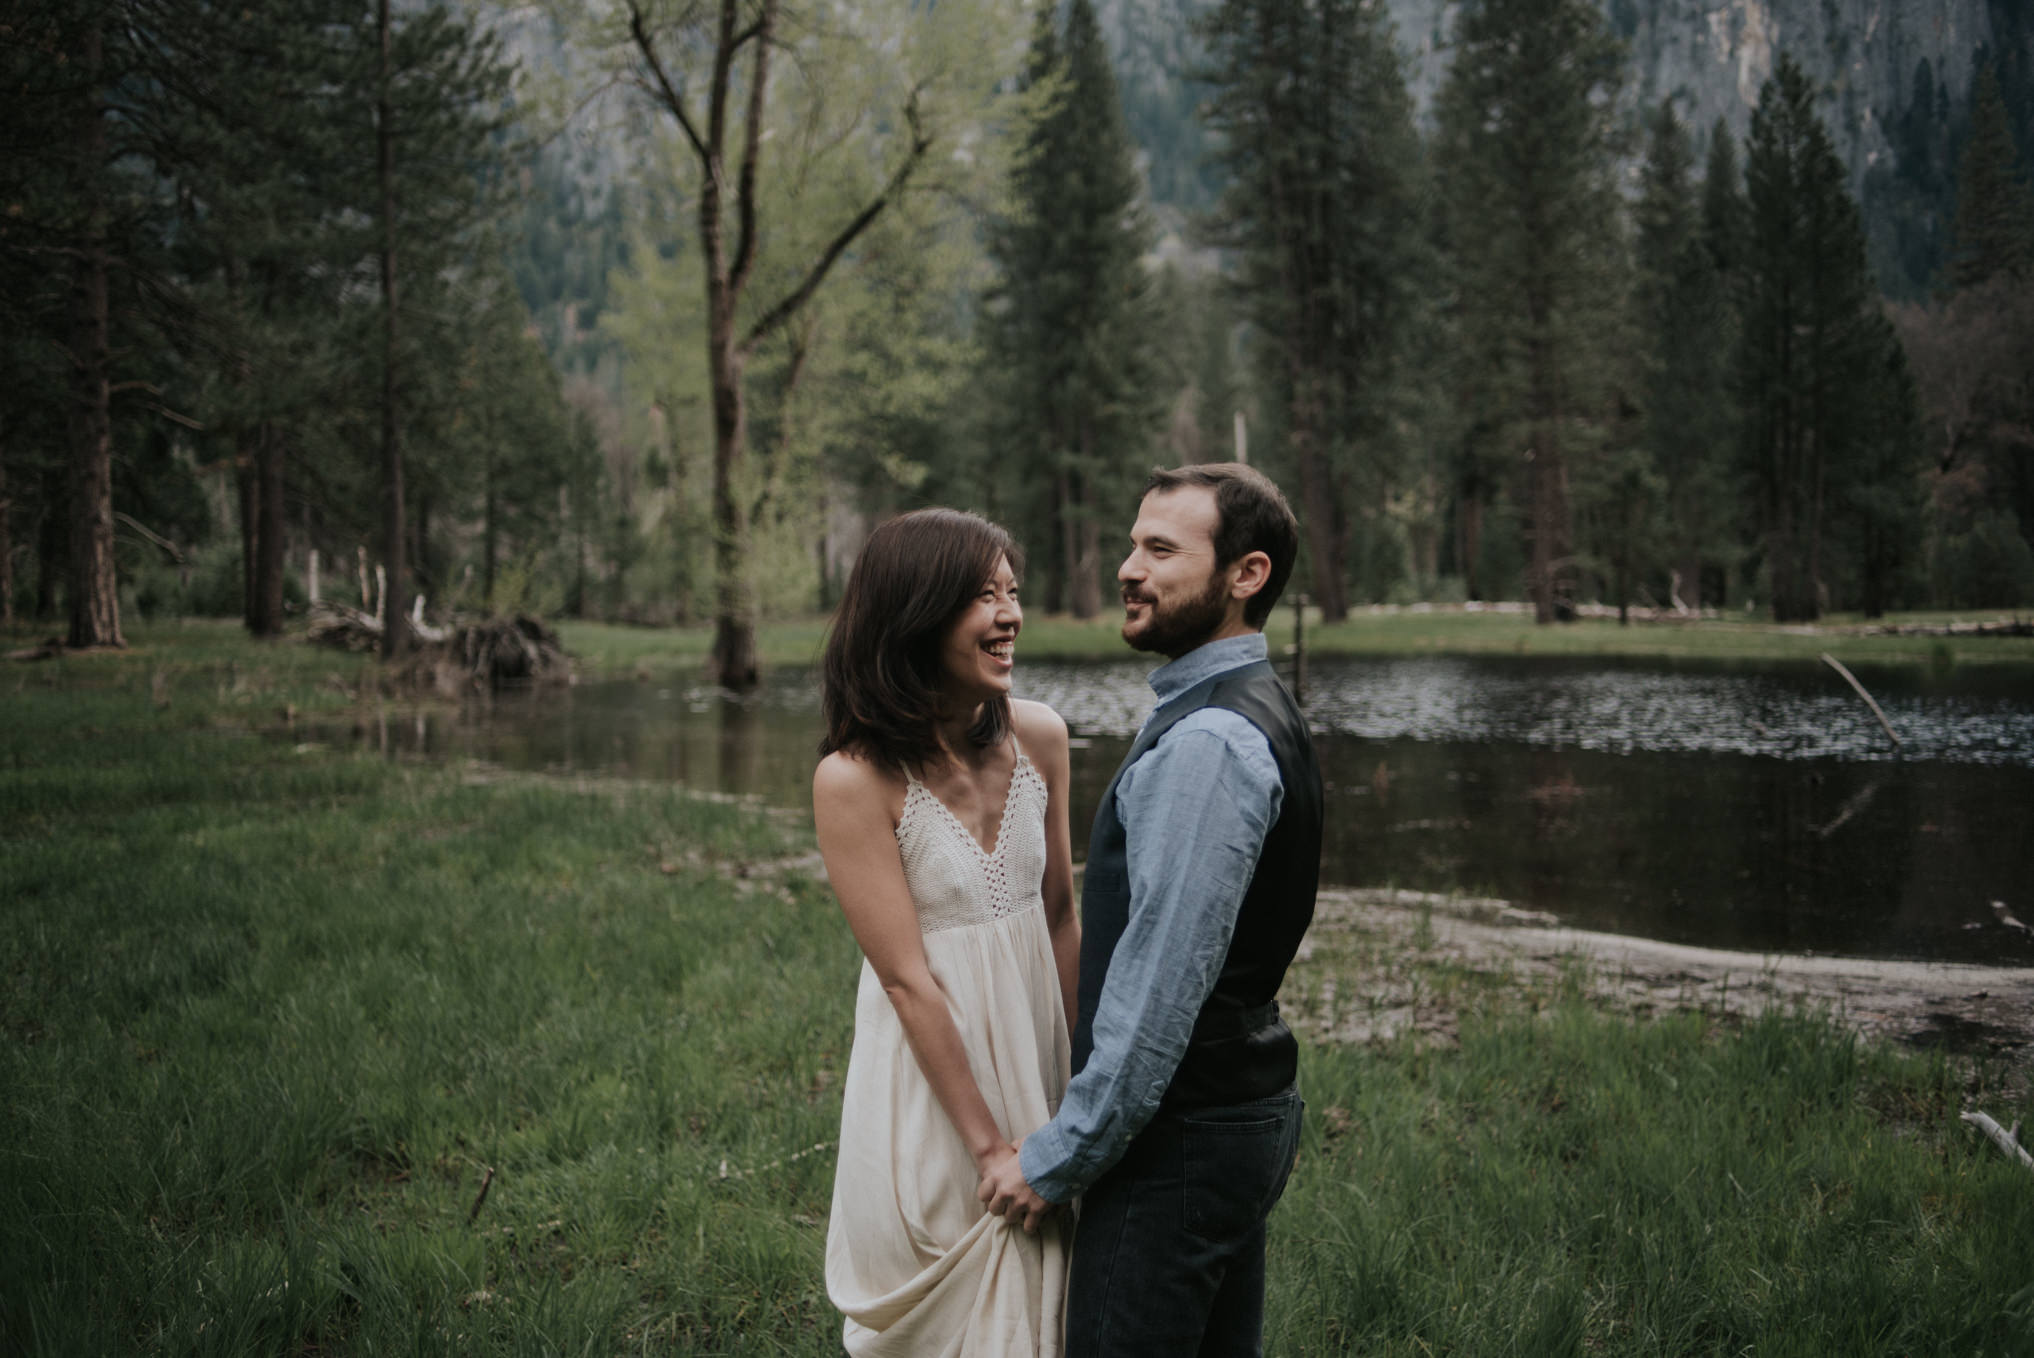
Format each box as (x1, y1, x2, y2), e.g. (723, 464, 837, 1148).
(1297, 442, 1347, 621)
(483, 455, 498, 609)
(1057, 469, 1073, 613)
(1066, 430, 1103, 619)
(34, 478, 62, 619)
(249, 423, 286, 636)
(0, 428, 12, 627)
(1524, 320, 1571, 625)
(707, 322, 758, 686)
(1458, 487, 1483, 602)
(413, 489, 432, 598)
(376, 0, 408, 659)
(1291, 379, 1347, 621)
(65, 18, 122, 650)
(1070, 512, 1103, 619)
(236, 431, 257, 627)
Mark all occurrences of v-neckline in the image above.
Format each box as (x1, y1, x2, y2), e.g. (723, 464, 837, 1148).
(911, 752, 1029, 861)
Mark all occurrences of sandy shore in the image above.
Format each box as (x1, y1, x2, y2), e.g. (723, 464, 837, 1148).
(1289, 888, 2034, 1069)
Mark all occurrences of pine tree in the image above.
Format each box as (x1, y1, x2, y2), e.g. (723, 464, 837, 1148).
(1739, 54, 1889, 621)
(1952, 63, 2034, 290)
(0, 2, 137, 647)
(982, 0, 1161, 618)
(1199, 0, 1423, 619)
(1635, 103, 1736, 613)
(142, 0, 364, 637)
(1436, 0, 1627, 623)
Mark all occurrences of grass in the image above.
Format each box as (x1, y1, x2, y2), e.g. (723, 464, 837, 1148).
(6, 629, 2034, 1354)
(548, 606, 2034, 679)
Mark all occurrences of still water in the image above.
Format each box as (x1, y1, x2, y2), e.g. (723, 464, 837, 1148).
(335, 656, 2034, 966)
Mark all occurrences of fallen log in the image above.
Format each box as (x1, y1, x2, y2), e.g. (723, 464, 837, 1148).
(306, 597, 448, 650)
(1960, 1111, 2034, 1171)
(1855, 618, 2033, 638)
(308, 601, 569, 691)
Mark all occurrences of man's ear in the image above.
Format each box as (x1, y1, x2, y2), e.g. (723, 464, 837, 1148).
(1229, 550, 1274, 602)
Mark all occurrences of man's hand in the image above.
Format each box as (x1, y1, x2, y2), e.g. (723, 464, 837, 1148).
(977, 1139, 1053, 1234)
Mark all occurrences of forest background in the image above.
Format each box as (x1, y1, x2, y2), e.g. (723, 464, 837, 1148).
(5, 0, 2034, 686)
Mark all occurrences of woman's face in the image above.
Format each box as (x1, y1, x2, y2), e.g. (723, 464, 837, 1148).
(936, 554, 1022, 708)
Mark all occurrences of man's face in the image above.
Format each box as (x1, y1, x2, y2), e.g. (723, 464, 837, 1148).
(1118, 486, 1235, 658)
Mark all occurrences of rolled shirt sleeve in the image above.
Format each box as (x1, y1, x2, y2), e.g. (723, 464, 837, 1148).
(1019, 706, 1283, 1202)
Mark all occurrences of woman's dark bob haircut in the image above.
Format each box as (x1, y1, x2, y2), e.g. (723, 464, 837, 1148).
(819, 508, 1023, 772)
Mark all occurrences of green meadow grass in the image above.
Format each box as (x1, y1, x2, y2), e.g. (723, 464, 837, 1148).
(5, 632, 2034, 1353)
(552, 606, 2034, 679)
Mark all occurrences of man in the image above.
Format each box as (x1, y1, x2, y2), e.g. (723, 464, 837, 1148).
(980, 463, 1324, 1357)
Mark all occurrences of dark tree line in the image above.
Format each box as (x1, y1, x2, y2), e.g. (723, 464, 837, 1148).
(1, 0, 592, 648)
(941, 0, 1997, 625)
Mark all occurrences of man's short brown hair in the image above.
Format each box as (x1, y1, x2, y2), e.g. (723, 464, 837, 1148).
(1142, 463, 1300, 628)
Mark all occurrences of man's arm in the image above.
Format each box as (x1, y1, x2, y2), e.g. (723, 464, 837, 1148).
(1014, 710, 1282, 1202)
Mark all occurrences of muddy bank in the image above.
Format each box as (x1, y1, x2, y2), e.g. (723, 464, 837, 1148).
(1287, 888, 2034, 1068)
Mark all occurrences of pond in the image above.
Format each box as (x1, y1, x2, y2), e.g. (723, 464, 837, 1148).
(327, 655, 2034, 966)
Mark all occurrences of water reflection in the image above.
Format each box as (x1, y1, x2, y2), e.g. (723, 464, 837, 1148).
(315, 655, 2034, 965)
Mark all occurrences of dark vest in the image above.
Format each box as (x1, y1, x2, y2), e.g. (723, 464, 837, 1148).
(1070, 657, 1323, 1109)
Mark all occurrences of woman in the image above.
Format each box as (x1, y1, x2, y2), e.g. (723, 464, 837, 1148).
(816, 508, 1080, 1356)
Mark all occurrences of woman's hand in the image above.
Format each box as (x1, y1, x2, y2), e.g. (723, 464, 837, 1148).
(978, 1138, 1054, 1234)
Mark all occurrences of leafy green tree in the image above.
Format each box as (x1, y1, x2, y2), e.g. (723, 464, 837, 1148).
(981, 0, 1162, 618)
(1199, 0, 1423, 620)
(576, 0, 1015, 686)
(1738, 54, 1894, 621)
(1435, 0, 1627, 623)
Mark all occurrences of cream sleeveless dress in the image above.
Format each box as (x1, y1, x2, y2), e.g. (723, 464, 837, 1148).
(825, 745, 1072, 1357)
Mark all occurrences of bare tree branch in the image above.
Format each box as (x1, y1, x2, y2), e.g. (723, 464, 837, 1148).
(627, 0, 712, 173)
(740, 88, 932, 354)
(728, 0, 776, 296)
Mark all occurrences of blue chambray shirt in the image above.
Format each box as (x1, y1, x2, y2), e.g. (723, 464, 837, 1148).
(1019, 632, 1285, 1203)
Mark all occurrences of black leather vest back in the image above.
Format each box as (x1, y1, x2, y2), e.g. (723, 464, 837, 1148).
(1070, 657, 1323, 1108)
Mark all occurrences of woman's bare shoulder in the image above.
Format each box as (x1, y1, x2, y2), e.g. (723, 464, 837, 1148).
(815, 747, 905, 806)
(1010, 699, 1068, 752)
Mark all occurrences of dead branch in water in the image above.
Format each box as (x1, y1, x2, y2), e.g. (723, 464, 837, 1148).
(1819, 652, 1901, 747)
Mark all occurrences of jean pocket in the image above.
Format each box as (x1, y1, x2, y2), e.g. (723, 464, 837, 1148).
(1179, 1102, 1299, 1244)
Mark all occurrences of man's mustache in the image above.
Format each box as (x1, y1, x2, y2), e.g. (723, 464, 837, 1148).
(1120, 590, 1156, 606)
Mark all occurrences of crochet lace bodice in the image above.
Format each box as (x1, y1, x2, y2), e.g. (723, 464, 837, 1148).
(895, 752, 1048, 934)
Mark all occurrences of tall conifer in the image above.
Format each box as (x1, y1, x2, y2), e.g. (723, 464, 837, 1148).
(1436, 0, 1627, 623)
(982, 0, 1160, 617)
(1199, 0, 1422, 619)
(1740, 54, 1889, 621)
(1952, 63, 2034, 289)
(1636, 103, 1736, 612)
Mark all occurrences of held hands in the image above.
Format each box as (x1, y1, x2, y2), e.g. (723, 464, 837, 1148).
(976, 1138, 1053, 1235)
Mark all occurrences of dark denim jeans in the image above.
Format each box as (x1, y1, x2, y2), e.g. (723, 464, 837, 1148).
(1065, 1086, 1303, 1358)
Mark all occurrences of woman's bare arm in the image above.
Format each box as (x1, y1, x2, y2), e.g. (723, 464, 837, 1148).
(1016, 701, 1081, 1037)
(814, 752, 1013, 1174)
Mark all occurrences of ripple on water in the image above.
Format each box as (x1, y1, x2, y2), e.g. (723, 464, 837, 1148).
(1018, 657, 2034, 768)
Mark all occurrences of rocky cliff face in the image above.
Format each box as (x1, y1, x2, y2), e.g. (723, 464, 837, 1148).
(1102, 0, 2026, 293)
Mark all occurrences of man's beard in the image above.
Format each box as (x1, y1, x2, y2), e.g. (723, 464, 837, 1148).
(1122, 568, 1229, 658)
